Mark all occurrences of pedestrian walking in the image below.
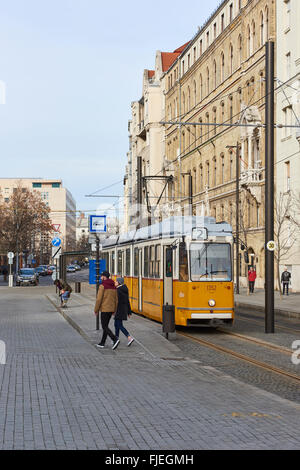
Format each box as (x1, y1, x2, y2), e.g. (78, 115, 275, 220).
(94, 271, 120, 350)
(114, 277, 134, 347)
(281, 266, 291, 296)
(248, 266, 256, 293)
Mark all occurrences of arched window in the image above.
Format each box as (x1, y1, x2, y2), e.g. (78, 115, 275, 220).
(193, 80, 197, 107)
(260, 11, 264, 47)
(251, 20, 256, 54)
(206, 112, 210, 140)
(221, 52, 225, 82)
(265, 6, 269, 41)
(206, 67, 210, 95)
(187, 86, 191, 111)
(199, 117, 203, 143)
(238, 34, 242, 65)
(247, 25, 251, 56)
(199, 74, 203, 101)
(182, 92, 185, 114)
(230, 44, 234, 75)
(213, 60, 217, 89)
(213, 107, 217, 135)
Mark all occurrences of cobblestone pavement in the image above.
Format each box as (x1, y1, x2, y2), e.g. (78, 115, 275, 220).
(0, 287, 300, 450)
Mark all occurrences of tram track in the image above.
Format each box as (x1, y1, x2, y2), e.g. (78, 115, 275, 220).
(178, 330, 300, 383)
(236, 311, 300, 334)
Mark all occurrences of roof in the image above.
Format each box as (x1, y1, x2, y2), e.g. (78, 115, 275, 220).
(161, 41, 191, 72)
(147, 70, 155, 79)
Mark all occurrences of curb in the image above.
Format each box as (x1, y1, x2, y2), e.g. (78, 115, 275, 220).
(235, 301, 300, 320)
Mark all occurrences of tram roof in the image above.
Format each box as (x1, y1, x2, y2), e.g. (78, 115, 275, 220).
(102, 216, 232, 248)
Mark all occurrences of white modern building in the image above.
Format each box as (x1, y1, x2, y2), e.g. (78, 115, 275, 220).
(276, 0, 300, 290)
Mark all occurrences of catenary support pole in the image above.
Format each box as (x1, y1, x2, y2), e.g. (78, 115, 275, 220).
(236, 142, 240, 295)
(265, 41, 275, 334)
(96, 235, 100, 331)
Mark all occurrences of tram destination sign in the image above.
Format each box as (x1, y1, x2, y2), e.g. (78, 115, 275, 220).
(192, 227, 208, 240)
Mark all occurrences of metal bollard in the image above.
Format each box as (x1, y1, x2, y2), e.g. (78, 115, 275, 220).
(75, 281, 81, 293)
(162, 303, 175, 339)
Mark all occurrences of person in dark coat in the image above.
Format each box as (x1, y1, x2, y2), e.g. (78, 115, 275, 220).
(114, 277, 134, 346)
(281, 267, 291, 295)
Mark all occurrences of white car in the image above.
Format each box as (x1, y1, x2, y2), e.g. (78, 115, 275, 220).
(67, 265, 76, 273)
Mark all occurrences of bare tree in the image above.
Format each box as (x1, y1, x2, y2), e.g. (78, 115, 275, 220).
(0, 186, 53, 260)
(274, 192, 298, 297)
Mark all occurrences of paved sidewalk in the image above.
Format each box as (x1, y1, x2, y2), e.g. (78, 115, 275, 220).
(235, 287, 300, 319)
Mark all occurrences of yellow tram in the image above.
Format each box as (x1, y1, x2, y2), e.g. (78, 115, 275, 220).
(101, 216, 234, 327)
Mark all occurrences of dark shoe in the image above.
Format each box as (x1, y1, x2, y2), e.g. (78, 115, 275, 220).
(112, 339, 120, 350)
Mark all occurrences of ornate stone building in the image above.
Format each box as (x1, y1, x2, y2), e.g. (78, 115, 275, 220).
(163, 0, 275, 288)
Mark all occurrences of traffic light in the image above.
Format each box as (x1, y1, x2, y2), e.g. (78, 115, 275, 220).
(244, 252, 249, 264)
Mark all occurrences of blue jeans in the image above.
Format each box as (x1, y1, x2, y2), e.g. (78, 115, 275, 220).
(114, 319, 129, 339)
(61, 291, 70, 301)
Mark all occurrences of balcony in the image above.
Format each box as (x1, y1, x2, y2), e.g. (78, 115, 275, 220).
(137, 120, 146, 140)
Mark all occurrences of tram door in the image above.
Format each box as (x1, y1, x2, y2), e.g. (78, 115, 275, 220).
(163, 246, 173, 305)
(138, 249, 142, 312)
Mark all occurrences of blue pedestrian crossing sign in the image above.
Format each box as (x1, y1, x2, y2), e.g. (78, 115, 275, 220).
(51, 237, 61, 247)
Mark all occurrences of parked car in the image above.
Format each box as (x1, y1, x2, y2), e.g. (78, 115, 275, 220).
(35, 266, 48, 276)
(16, 268, 39, 286)
(73, 264, 81, 271)
(39, 265, 51, 275)
(67, 265, 76, 273)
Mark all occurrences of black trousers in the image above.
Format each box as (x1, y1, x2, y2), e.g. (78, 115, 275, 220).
(100, 312, 117, 345)
(249, 281, 255, 293)
(282, 282, 289, 295)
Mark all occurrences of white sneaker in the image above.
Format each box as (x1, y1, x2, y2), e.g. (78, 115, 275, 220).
(127, 338, 135, 347)
(96, 344, 105, 348)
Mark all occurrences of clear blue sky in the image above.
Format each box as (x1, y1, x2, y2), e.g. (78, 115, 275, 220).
(0, 0, 221, 215)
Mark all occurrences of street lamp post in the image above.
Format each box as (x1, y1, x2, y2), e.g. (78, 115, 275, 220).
(226, 143, 240, 294)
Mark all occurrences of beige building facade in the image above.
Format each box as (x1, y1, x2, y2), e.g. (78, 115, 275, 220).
(163, 0, 275, 288)
(0, 178, 76, 255)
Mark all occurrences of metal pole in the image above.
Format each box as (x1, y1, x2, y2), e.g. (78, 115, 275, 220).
(137, 156, 143, 229)
(265, 41, 275, 333)
(96, 236, 100, 331)
(236, 142, 240, 295)
(188, 172, 193, 216)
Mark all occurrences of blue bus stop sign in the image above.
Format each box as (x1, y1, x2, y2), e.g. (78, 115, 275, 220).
(89, 259, 106, 285)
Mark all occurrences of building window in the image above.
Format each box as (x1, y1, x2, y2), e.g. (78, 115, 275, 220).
(193, 46, 196, 62)
(52, 182, 60, 188)
(221, 52, 225, 82)
(213, 22, 217, 39)
(221, 13, 225, 32)
(206, 31, 210, 48)
(32, 183, 42, 188)
(200, 39, 203, 56)
(229, 3, 233, 23)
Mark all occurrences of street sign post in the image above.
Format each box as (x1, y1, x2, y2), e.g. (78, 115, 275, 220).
(7, 252, 14, 288)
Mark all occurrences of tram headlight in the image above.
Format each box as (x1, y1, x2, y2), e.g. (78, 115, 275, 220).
(208, 299, 216, 307)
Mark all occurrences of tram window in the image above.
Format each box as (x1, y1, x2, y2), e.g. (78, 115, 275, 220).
(125, 248, 130, 276)
(179, 242, 188, 281)
(165, 248, 173, 277)
(155, 245, 161, 278)
(117, 250, 123, 275)
(190, 243, 232, 281)
(134, 248, 139, 276)
(149, 246, 155, 277)
(111, 252, 115, 274)
(103, 253, 109, 271)
(144, 246, 149, 278)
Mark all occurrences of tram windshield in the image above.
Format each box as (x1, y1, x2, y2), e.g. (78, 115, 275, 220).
(190, 243, 232, 281)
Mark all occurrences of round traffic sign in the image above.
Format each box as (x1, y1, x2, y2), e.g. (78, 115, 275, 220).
(7, 252, 14, 259)
(266, 240, 276, 251)
(51, 237, 61, 247)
